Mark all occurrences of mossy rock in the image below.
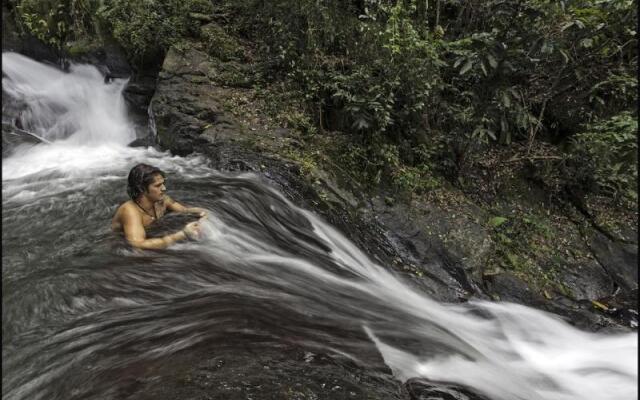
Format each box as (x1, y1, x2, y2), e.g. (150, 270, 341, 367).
(200, 23, 244, 62)
(66, 38, 103, 57)
(207, 61, 255, 88)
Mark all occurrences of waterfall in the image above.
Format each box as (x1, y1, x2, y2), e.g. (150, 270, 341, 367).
(2, 52, 637, 400)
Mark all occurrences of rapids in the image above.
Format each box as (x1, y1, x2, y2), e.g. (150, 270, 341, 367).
(2, 52, 637, 400)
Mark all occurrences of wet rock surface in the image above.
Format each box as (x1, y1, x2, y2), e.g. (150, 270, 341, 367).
(148, 42, 638, 333)
(588, 231, 638, 293)
(406, 379, 491, 400)
(122, 342, 409, 400)
(2, 124, 43, 157)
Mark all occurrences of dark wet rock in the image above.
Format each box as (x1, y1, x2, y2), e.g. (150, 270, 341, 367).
(484, 272, 546, 306)
(557, 259, 614, 301)
(123, 74, 159, 114)
(541, 297, 632, 333)
(406, 379, 491, 400)
(586, 285, 639, 330)
(2, 124, 43, 157)
(127, 134, 158, 149)
(371, 197, 492, 302)
(150, 46, 242, 157)
(588, 231, 638, 293)
(110, 342, 408, 400)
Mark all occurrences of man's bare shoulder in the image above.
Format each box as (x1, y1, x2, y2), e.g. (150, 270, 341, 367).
(112, 201, 138, 231)
(115, 200, 142, 219)
(117, 200, 136, 212)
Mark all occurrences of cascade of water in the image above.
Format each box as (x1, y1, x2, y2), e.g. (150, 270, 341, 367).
(2, 52, 135, 147)
(2, 53, 637, 400)
(195, 191, 638, 400)
(1, 51, 147, 194)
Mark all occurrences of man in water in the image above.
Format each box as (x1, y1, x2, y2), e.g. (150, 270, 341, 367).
(112, 163, 206, 249)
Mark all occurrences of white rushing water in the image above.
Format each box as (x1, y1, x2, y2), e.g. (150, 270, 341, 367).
(197, 203, 638, 400)
(2, 51, 214, 203)
(3, 52, 638, 400)
(3, 52, 134, 145)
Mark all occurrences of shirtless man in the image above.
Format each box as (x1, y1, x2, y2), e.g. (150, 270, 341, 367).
(112, 163, 206, 249)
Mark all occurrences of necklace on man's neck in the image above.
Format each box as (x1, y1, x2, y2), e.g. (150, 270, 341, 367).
(135, 200, 157, 220)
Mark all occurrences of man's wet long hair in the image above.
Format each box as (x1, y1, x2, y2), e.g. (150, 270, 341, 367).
(127, 163, 165, 200)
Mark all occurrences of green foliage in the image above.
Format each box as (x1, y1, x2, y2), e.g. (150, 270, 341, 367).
(488, 216, 508, 228)
(13, 0, 637, 202)
(16, 0, 101, 49)
(14, 0, 212, 61)
(96, 0, 213, 64)
(486, 210, 568, 292)
(227, 0, 445, 193)
(221, 0, 635, 199)
(572, 112, 638, 201)
(200, 23, 244, 62)
(433, 0, 636, 175)
(331, 2, 442, 141)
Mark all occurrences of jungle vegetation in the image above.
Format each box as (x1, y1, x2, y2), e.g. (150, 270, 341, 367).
(7, 0, 638, 205)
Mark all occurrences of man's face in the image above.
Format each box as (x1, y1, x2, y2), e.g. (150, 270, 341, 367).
(145, 174, 166, 202)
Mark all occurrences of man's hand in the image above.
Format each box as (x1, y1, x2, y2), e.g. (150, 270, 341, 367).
(187, 207, 208, 218)
(183, 221, 202, 240)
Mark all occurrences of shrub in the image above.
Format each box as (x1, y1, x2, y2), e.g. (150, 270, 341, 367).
(571, 112, 638, 201)
(96, 0, 213, 65)
(200, 23, 244, 62)
(15, 0, 101, 49)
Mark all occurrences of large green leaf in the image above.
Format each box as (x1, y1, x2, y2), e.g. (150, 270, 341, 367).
(487, 54, 498, 69)
(488, 216, 508, 227)
(459, 59, 473, 75)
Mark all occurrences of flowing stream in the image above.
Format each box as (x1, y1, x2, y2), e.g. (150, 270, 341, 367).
(2, 52, 637, 400)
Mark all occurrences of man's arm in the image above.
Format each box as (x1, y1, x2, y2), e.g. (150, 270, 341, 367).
(165, 195, 207, 217)
(121, 205, 188, 249)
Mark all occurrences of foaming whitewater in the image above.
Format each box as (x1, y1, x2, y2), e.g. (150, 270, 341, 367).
(2, 52, 214, 203)
(196, 200, 638, 400)
(2, 54, 637, 400)
(3, 52, 134, 145)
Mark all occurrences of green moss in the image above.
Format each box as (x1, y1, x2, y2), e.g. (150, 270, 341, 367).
(485, 210, 571, 294)
(66, 37, 102, 57)
(200, 23, 244, 62)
